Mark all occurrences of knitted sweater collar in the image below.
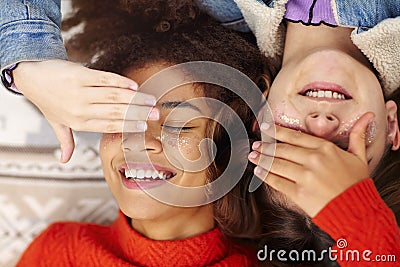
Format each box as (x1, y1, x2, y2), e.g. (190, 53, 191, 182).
(109, 212, 253, 267)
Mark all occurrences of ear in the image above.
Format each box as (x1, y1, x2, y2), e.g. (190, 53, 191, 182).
(385, 100, 400, 151)
(255, 74, 271, 98)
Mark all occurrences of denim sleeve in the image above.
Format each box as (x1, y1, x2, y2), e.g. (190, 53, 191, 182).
(196, 0, 250, 32)
(335, 0, 400, 31)
(0, 0, 67, 72)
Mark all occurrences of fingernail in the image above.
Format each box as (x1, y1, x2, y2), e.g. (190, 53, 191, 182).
(148, 109, 159, 120)
(129, 83, 138, 90)
(59, 150, 68, 163)
(60, 150, 64, 162)
(254, 166, 263, 175)
(261, 123, 270, 131)
(252, 141, 261, 149)
(145, 97, 157, 106)
(248, 151, 258, 159)
(137, 121, 147, 131)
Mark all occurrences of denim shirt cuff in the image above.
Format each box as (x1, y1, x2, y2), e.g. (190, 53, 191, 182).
(0, 20, 68, 72)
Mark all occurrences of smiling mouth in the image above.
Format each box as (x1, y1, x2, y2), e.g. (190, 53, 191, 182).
(301, 89, 352, 100)
(299, 82, 353, 101)
(120, 168, 176, 182)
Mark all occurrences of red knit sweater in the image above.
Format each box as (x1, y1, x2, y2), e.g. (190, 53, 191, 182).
(313, 178, 400, 266)
(17, 179, 399, 266)
(16, 211, 258, 267)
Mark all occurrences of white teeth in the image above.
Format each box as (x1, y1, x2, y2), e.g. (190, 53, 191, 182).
(306, 90, 346, 100)
(145, 170, 153, 178)
(137, 170, 145, 178)
(124, 169, 173, 180)
(325, 91, 332, 98)
(124, 169, 136, 179)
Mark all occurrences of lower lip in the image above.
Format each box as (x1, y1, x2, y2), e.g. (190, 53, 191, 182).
(120, 173, 169, 190)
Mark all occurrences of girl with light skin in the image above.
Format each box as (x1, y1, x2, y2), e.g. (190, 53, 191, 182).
(247, 21, 400, 267)
(251, 22, 400, 216)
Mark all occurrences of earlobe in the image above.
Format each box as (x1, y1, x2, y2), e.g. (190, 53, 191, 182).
(385, 100, 400, 151)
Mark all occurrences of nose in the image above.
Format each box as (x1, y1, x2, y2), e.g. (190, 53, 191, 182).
(123, 132, 163, 154)
(305, 112, 340, 138)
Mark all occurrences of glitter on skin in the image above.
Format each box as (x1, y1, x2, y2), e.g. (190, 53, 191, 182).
(160, 132, 178, 149)
(338, 116, 360, 137)
(365, 121, 377, 144)
(338, 116, 377, 145)
(161, 131, 201, 158)
(178, 136, 198, 157)
(276, 112, 303, 131)
(275, 112, 377, 145)
(280, 114, 300, 126)
(103, 133, 120, 150)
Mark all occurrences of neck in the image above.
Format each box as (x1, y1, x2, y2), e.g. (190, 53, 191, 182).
(130, 204, 215, 240)
(283, 22, 371, 68)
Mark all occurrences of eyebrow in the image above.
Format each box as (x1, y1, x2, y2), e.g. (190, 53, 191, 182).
(159, 101, 202, 113)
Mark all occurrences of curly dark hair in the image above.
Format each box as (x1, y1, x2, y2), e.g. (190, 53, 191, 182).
(63, 0, 276, 245)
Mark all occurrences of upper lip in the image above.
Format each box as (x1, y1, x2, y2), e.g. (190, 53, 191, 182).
(298, 81, 353, 100)
(119, 162, 176, 175)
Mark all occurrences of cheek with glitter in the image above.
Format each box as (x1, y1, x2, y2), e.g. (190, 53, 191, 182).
(160, 132, 178, 149)
(337, 117, 377, 145)
(338, 116, 360, 138)
(178, 135, 201, 160)
(275, 111, 303, 130)
(161, 132, 202, 160)
(102, 133, 120, 150)
(365, 121, 376, 144)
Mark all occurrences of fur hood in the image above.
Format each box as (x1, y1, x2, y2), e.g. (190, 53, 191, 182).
(234, 0, 400, 96)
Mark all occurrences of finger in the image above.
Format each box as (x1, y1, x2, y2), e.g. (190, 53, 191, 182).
(85, 89, 157, 106)
(49, 122, 75, 163)
(254, 166, 297, 196)
(260, 123, 325, 149)
(82, 119, 148, 133)
(87, 104, 159, 121)
(348, 112, 375, 162)
(252, 141, 311, 165)
(261, 123, 323, 148)
(84, 69, 138, 90)
(250, 152, 302, 183)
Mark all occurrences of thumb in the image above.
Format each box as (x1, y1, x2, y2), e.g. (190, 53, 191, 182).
(347, 112, 375, 162)
(49, 121, 75, 163)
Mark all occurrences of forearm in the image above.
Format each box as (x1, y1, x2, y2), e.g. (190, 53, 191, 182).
(0, 0, 67, 72)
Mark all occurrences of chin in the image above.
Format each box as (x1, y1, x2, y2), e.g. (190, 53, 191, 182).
(113, 189, 165, 219)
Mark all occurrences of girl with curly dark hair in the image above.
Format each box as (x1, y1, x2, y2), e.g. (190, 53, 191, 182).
(16, 1, 274, 266)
